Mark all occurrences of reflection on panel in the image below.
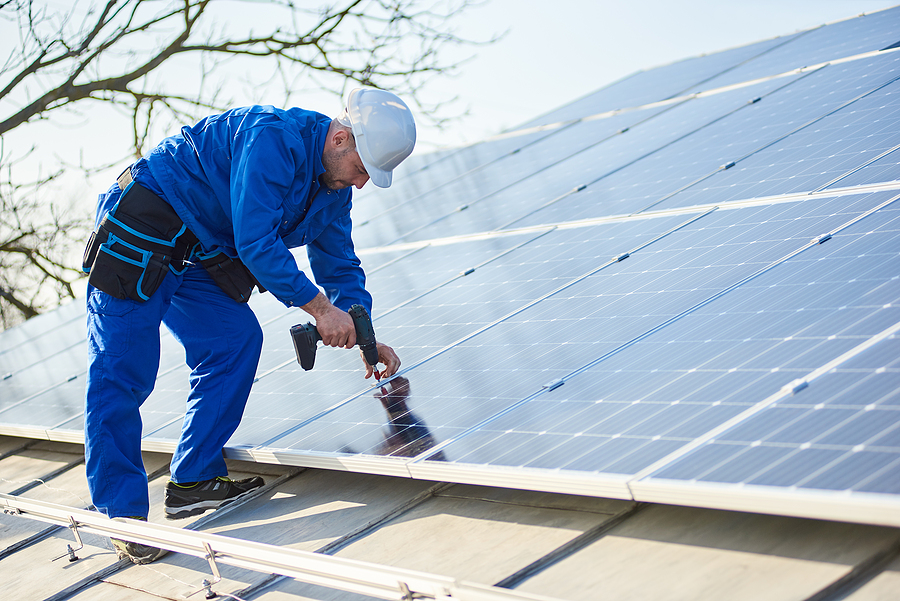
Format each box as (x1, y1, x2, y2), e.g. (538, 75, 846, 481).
(230, 215, 699, 449)
(426, 195, 900, 479)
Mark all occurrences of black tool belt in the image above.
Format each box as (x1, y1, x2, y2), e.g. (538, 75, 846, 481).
(82, 168, 198, 301)
(82, 167, 262, 303)
(197, 251, 266, 303)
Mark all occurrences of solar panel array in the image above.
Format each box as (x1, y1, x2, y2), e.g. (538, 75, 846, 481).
(2, 7, 899, 525)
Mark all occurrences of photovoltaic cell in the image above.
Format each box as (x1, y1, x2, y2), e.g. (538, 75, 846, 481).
(350, 128, 560, 246)
(633, 200, 900, 494)
(0, 299, 84, 351)
(656, 63, 900, 209)
(682, 6, 900, 94)
(396, 75, 807, 243)
(264, 193, 893, 461)
(818, 144, 900, 191)
(351, 104, 679, 248)
(504, 53, 900, 229)
(425, 194, 899, 480)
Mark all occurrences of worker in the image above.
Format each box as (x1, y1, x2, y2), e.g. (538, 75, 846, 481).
(81, 88, 415, 564)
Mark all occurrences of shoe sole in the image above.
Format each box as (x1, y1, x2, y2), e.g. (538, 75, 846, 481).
(164, 486, 260, 520)
(111, 539, 167, 564)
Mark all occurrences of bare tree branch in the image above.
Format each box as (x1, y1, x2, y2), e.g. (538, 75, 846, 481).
(0, 0, 492, 327)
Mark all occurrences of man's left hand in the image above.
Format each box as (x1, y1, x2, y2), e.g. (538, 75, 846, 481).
(362, 342, 401, 379)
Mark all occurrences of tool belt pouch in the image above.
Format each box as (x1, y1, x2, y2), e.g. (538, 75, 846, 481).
(82, 183, 190, 302)
(199, 252, 265, 304)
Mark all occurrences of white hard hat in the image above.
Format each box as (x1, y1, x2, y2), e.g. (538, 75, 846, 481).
(343, 88, 416, 188)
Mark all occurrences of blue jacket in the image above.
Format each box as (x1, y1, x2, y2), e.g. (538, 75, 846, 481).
(134, 105, 371, 313)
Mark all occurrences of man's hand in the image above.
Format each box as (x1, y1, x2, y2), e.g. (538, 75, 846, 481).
(302, 293, 356, 349)
(363, 342, 401, 379)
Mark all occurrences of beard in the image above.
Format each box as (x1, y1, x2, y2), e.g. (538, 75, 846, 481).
(320, 146, 354, 190)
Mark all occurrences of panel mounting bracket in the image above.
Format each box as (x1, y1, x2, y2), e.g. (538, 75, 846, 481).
(51, 516, 83, 563)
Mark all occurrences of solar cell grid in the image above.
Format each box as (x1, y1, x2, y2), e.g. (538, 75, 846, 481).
(355, 105, 682, 247)
(505, 54, 900, 228)
(0, 370, 86, 429)
(633, 204, 900, 494)
(399, 77, 808, 242)
(817, 144, 900, 191)
(411, 192, 899, 475)
(0, 343, 87, 413)
(682, 6, 900, 94)
(350, 129, 560, 247)
(258, 193, 892, 461)
(0, 333, 84, 382)
(0, 298, 83, 351)
(658, 69, 900, 209)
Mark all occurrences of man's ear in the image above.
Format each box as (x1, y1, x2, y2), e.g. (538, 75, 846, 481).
(333, 128, 351, 148)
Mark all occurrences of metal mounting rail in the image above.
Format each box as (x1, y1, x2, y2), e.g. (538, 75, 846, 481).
(0, 493, 560, 601)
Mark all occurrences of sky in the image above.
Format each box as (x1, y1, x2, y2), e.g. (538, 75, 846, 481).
(412, 0, 899, 152)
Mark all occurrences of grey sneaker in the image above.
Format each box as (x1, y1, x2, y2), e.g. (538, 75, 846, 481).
(110, 517, 167, 565)
(164, 476, 265, 520)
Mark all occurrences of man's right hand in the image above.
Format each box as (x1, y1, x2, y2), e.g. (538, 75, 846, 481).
(302, 293, 356, 349)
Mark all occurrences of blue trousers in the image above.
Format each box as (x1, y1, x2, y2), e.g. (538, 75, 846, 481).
(84, 265, 263, 519)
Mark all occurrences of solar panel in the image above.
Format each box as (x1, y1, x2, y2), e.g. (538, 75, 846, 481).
(515, 32, 803, 129)
(682, 6, 900, 94)
(231, 214, 698, 449)
(817, 144, 900, 191)
(658, 60, 900, 208)
(639, 199, 900, 496)
(390, 75, 816, 244)
(401, 192, 898, 474)
(503, 52, 900, 229)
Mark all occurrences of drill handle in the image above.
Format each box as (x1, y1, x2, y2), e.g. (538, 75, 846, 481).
(290, 305, 378, 371)
(290, 322, 322, 371)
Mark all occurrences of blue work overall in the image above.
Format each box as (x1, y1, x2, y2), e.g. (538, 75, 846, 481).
(84, 106, 371, 519)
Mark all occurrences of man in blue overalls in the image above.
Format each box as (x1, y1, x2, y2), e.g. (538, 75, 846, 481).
(82, 89, 415, 563)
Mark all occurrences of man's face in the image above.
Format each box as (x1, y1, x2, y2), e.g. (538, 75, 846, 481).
(321, 144, 370, 191)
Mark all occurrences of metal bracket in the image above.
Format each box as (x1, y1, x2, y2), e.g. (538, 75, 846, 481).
(542, 378, 565, 392)
(51, 516, 83, 562)
(202, 541, 222, 599)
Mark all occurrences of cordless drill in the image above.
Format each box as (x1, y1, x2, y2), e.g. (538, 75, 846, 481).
(290, 304, 381, 378)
